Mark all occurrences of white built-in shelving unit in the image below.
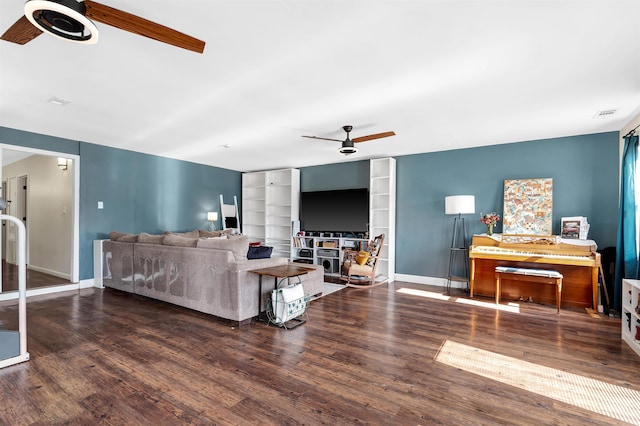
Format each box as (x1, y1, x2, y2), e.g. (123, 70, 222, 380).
(242, 171, 266, 244)
(244, 159, 395, 281)
(622, 278, 640, 357)
(291, 236, 368, 276)
(369, 158, 396, 282)
(242, 169, 300, 258)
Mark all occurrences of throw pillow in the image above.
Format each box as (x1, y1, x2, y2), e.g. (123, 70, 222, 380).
(196, 234, 249, 260)
(355, 250, 369, 265)
(247, 245, 273, 259)
(138, 232, 164, 244)
(163, 233, 198, 247)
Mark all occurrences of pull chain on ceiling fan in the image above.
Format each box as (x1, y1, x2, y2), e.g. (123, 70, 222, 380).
(1, 0, 205, 53)
(303, 125, 396, 155)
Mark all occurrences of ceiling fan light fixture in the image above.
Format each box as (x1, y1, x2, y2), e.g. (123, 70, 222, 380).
(338, 146, 358, 155)
(25, 0, 99, 44)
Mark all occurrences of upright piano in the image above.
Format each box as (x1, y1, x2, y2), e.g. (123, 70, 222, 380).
(469, 234, 600, 309)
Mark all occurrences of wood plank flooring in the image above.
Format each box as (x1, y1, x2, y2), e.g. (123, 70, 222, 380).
(1, 260, 70, 292)
(0, 282, 639, 425)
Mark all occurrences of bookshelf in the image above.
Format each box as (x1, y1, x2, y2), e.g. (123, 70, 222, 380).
(369, 158, 396, 281)
(291, 235, 368, 276)
(242, 169, 300, 258)
(622, 279, 640, 357)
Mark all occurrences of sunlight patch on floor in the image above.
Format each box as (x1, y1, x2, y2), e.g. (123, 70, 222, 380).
(396, 287, 451, 300)
(455, 297, 521, 313)
(435, 340, 640, 425)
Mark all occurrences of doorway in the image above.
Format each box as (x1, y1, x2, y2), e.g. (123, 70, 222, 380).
(0, 146, 79, 295)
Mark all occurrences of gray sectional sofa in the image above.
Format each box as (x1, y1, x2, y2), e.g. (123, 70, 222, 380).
(100, 231, 324, 325)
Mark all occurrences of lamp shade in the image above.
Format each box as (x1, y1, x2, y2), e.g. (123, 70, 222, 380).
(445, 195, 475, 215)
(207, 212, 218, 221)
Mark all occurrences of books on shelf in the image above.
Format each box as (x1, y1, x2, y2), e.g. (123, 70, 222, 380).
(292, 236, 312, 247)
(561, 216, 590, 239)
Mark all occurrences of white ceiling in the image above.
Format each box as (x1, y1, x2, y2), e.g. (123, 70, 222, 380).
(1, 1, 639, 172)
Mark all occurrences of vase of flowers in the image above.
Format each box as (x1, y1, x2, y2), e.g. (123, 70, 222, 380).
(480, 212, 500, 236)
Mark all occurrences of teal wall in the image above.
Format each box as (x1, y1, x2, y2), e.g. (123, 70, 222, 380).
(395, 132, 619, 278)
(300, 161, 369, 191)
(1, 127, 241, 281)
(301, 132, 619, 280)
(2, 126, 620, 283)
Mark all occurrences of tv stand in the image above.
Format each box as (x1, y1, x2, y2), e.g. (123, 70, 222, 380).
(291, 235, 368, 276)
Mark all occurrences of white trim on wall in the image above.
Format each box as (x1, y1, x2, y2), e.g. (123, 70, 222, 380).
(0, 280, 95, 302)
(0, 144, 80, 284)
(394, 273, 468, 289)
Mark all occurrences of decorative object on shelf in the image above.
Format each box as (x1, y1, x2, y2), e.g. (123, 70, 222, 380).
(561, 216, 590, 240)
(480, 212, 500, 236)
(636, 322, 640, 341)
(637, 293, 640, 314)
(207, 211, 218, 231)
(445, 195, 475, 293)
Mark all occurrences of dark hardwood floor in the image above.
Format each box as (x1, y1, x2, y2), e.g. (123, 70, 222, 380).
(1, 282, 639, 425)
(1, 260, 70, 292)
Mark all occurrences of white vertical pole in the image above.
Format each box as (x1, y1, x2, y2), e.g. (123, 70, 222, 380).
(0, 214, 29, 368)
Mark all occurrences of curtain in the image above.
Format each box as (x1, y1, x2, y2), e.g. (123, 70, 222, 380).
(614, 134, 640, 312)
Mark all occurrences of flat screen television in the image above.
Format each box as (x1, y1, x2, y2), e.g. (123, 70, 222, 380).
(300, 188, 369, 234)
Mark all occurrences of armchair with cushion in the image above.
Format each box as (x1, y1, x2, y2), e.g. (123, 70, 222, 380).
(340, 234, 385, 287)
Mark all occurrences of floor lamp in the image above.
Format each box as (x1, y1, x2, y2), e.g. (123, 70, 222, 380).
(445, 195, 475, 293)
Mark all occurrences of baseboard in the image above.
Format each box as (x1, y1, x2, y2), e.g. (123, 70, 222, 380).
(0, 280, 97, 302)
(25, 264, 71, 281)
(394, 273, 467, 289)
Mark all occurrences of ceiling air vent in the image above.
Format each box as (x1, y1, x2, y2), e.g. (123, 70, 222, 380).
(593, 109, 617, 119)
(48, 96, 71, 106)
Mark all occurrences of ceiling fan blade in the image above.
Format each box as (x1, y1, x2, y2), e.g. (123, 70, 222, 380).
(352, 131, 396, 143)
(84, 0, 205, 53)
(302, 136, 344, 142)
(1, 15, 43, 45)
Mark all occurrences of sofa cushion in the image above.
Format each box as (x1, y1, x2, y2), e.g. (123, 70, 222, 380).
(198, 229, 226, 238)
(197, 235, 249, 260)
(165, 230, 200, 239)
(163, 233, 198, 247)
(138, 232, 165, 244)
(110, 231, 138, 242)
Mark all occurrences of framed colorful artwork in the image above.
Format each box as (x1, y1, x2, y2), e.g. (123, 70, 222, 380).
(502, 178, 553, 235)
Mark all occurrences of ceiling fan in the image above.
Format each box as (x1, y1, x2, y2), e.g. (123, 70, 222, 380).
(303, 125, 396, 155)
(0, 0, 205, 53)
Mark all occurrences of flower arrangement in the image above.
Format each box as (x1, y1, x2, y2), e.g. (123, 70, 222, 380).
(480, 212, 500, 235)
(480, 212, 500, 226)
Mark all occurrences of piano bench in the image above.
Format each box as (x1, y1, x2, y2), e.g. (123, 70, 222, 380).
(495, 267, 563, 313)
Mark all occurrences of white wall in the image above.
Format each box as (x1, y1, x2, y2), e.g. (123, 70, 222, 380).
(3, 156, 73, 279)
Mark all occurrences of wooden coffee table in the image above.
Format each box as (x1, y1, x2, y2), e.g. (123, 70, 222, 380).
(249, 264, 315, 324)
